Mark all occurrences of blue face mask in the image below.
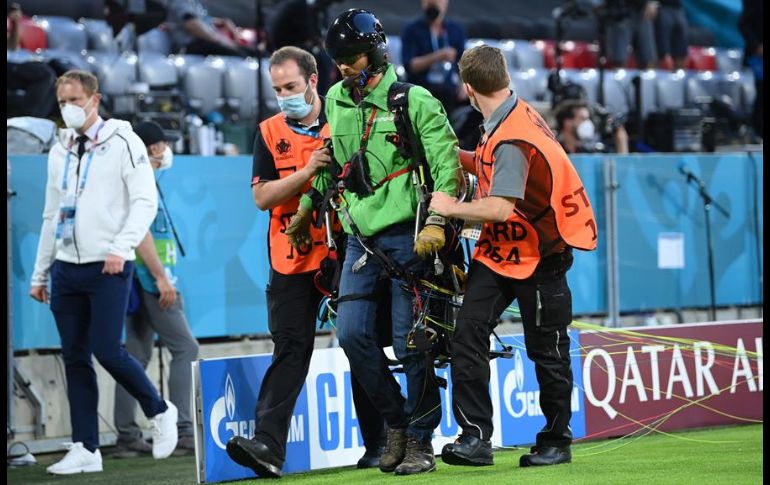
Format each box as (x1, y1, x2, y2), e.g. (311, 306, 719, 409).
(277, 84, 313, 120)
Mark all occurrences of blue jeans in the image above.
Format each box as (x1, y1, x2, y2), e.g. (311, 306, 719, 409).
(336, 223, 441, 442)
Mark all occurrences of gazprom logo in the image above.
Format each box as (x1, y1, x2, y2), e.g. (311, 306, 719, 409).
(503, 349, 526, 417)
(225, 374, 236, 421)
(209, 373, 255, 450)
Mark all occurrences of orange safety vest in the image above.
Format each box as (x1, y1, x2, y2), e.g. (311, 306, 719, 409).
(260, 114, 331, 275)
(473, 99, 597, 279)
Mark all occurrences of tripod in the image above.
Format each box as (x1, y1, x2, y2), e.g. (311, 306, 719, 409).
(678, 165, 730, 321)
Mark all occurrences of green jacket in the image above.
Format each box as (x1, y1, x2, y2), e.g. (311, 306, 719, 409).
(300, 64, 459, 237)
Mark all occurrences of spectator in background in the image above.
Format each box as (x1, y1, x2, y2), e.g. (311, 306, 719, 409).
(6, 3, 58, 119)
(165, 0, 255, 57)
(655, 0, 689, 70)
(604, 0, 659, 70)
(113, 121, 200, 459)
(267, 0, 339, 97)
(555, 99, 629, 154)
(401, 0, 467, 115)
(739, 0, 763, 138)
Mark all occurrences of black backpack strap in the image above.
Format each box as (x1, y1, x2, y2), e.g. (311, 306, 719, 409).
(387, 82, 422, 164)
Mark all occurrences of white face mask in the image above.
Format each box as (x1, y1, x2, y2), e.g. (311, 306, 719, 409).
(576, 119, 595, 141)
(61, 97, 96, 130)
(158, 146, 174, 171)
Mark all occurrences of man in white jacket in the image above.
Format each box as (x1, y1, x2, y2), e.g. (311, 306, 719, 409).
(29, 70, 178, 475)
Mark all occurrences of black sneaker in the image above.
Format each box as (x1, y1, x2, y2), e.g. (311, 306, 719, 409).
(357, 446, 382, 469)
(441, 434, 493, 466)
(519, 445, 571, 467)
(379, 428, 407, 473)
(226, 436, 283, 478)
(394, 438, 436, 475)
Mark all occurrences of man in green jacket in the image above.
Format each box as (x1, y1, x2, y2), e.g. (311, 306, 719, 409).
(286, 8, 459, 476)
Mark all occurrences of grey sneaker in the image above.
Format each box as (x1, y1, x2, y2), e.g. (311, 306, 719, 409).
(172, 436, 196, 456)
(112, 438, 152, 459)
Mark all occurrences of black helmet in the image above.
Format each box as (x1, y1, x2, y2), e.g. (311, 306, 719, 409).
(325, 9, 388, 71)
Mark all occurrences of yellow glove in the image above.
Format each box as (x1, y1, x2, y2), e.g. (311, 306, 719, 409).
(285, 207, 313, 249)
(414, 215, 446, 257)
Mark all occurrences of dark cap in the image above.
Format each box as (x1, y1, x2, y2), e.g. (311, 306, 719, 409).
(134, 121, 179, 146)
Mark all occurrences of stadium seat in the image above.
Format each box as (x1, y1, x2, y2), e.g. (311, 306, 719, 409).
(80, 19, 116, 53)
(561, 68, 599, 105)
(6, 49, 37, 64)
(171, 54, 206, 79)
(716, 71, 746, 109)
(32, 16, 87, 52)
(534, 40, 597, 69)
(508, 40, 544, 70)
(95, 51, 139, 96)
(601, 69, 635, 118)
(138, 53, 178, 88)
(223, 58, 258, 120)
(183, 57, 225, 116)
(34, 48, 93, 72)
(114, 24, 136, 54)
(510, 67, 551, 103)
(715, 48, 744, 73)
(655, 70, 687, 110)
(687, 46, 717, 71)
(509, 69, 539, 102)
(259, 58, 279, 115)
(137, 27, 172, 56)
(685, 70, 720, 105)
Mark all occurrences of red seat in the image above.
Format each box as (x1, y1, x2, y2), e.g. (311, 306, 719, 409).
(687, 46, 717, 71)
(534, 40, 598, 69)
(6, 16, 47, 51)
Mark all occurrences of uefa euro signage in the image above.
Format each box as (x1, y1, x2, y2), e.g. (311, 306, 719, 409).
(192, 338, 589, 483)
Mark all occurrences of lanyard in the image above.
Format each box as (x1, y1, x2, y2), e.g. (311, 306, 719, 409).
(430, 29, 448, 52)
(288, 124, 325, 139)
(62, 122, 105, 195)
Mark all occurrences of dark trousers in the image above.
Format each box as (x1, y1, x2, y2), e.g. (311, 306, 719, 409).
(451, 250, 575, 448)
(49, 261, 167, 452)
(254, 270, 384, 459)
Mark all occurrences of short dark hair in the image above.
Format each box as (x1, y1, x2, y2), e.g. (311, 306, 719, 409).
(555, 100, 589, 130)
(55, 70, 99, 96)
(458, 45, 509, 95)
(269, 46, 318, 81)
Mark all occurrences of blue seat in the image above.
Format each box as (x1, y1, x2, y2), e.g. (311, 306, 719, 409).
(33, 16, 87, 52)
(137, 28, 172, 56)
(223, 58, 259, 119)
(80, 19, 116, 53)
(655, 70, 687, 110)
(138, 53, 178, 88)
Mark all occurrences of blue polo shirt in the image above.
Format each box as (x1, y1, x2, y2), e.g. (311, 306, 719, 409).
(400, 16, 467, 90)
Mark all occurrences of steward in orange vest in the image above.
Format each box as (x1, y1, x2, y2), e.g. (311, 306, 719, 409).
(430, 45, 596, 469)
(229, 47, 383, 477)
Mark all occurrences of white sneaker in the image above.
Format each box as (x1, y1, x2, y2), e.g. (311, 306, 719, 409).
(151, 400, 178, 459)
(46, 442, 103, 475)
